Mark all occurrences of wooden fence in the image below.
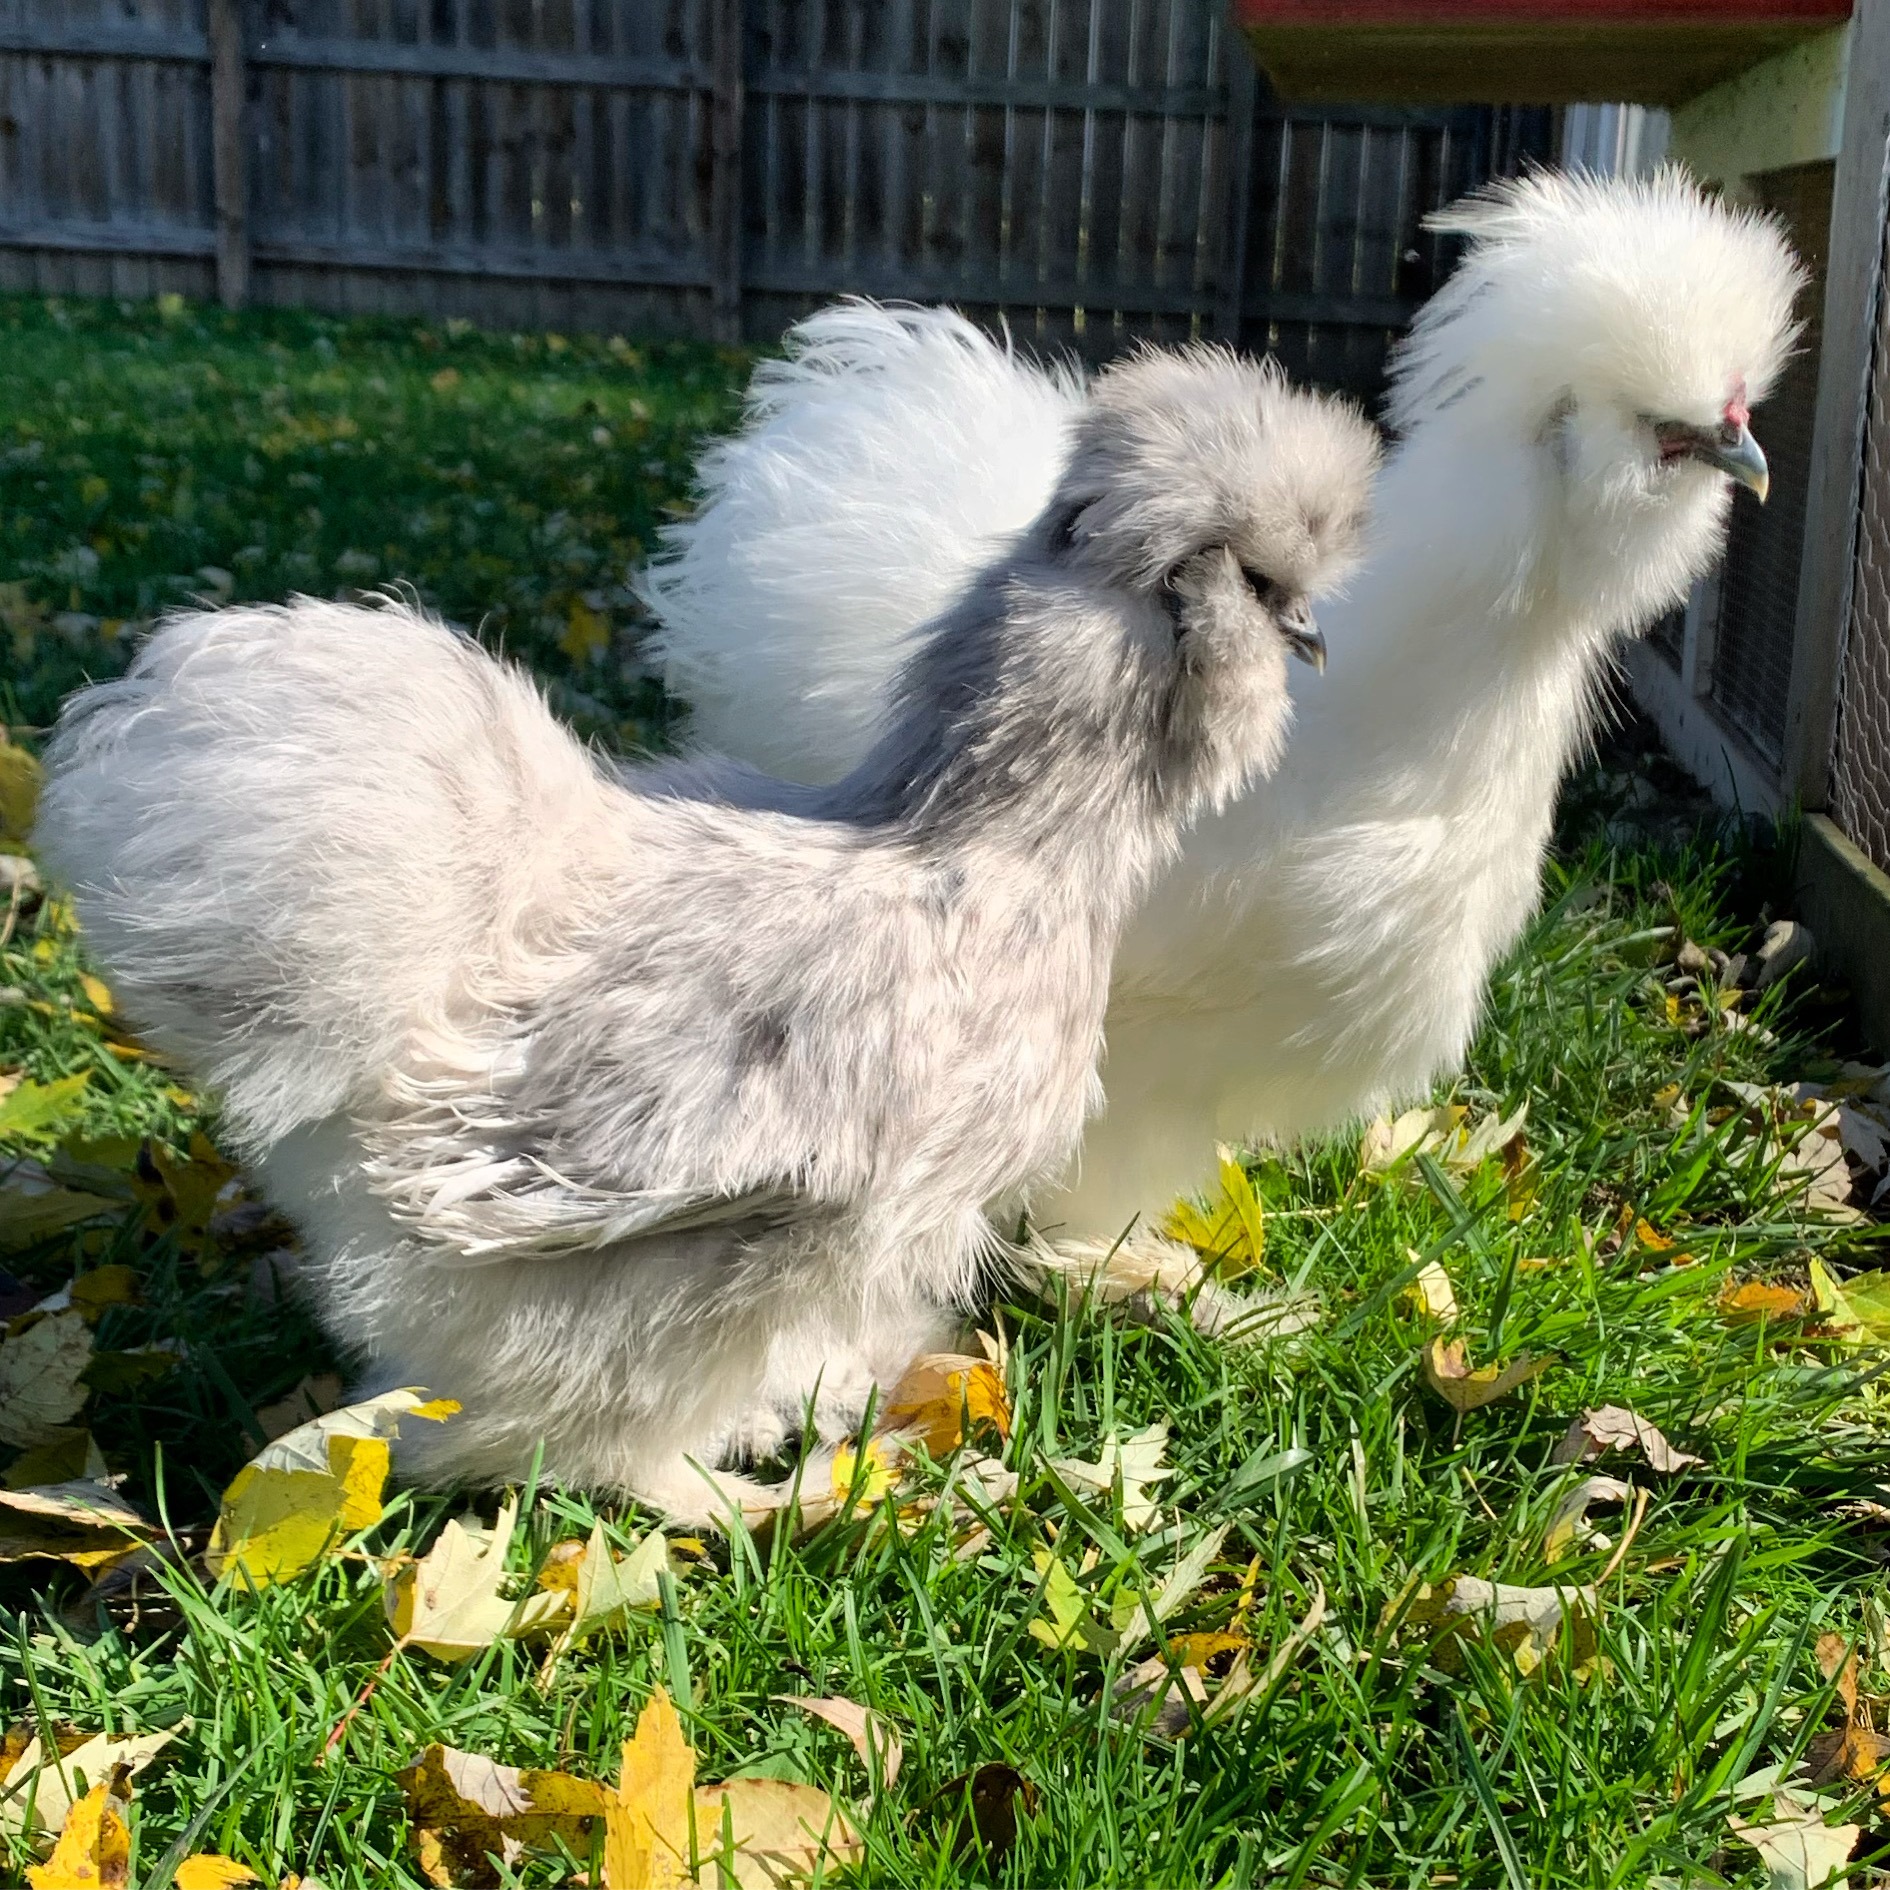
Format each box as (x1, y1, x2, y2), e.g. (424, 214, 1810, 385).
(0, 0, 1549, 381)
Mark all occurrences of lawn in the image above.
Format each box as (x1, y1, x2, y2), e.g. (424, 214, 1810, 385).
(4, 296, 1890, 1890)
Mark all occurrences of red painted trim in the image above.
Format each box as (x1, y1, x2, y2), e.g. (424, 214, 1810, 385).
(1235, 0, 1848, 23)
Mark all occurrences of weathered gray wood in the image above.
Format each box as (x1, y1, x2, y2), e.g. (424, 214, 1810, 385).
(1783, 0, 1890, 808)
(209, 0, 249, 305)
(1215, 25, 1255, 341)
(709, 0, 743, 342)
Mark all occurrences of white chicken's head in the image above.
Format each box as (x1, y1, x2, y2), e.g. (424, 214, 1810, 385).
(1388, 168, 1803, 534)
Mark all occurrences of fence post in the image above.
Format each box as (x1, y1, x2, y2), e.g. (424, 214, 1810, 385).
(710, 0, 745, 345)
(208, 0, 250, 309)
(1216, 37, 1258, 346)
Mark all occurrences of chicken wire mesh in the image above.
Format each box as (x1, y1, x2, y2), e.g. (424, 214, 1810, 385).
(1706, 162, 1833, 769)
(1831, 213, 1890, 877)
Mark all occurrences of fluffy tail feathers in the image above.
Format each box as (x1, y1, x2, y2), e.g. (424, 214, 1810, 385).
(37, 597, 620, 1148)
(641, 301, 1082, 782)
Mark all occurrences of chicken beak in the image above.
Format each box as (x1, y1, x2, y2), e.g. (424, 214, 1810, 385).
(1278, 598, 1326, 673)
(1693, 423, 1770, 503)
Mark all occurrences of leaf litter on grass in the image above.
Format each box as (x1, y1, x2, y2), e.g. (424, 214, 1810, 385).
(8, 304, 1890, 1884)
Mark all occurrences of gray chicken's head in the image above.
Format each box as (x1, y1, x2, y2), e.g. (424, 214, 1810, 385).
(1042, 345, 1381, 805)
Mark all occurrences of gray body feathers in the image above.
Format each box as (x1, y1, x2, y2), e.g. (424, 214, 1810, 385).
(38, 349, 1376, 1518)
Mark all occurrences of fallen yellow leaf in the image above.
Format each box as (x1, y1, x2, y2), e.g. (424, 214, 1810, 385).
(384, 1493, 568, 1660)
(880, 1352, 1010, 1456)
(1718, 1279, 1810, 1327)
(172, 1858, 261, 1889)
(208, 1387, 457, 1588)
(1420, 1337, 1548, 1412)
(1160, 1148, 1265, 1278)
(605, 1687, 696, 1889)
(395, 1742, 606, 1886)
(0, 737, 41, 843)
(25, 1774, 129, 1890)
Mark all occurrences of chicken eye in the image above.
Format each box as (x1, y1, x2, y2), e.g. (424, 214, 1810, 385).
(1240, 564, 1282, 609)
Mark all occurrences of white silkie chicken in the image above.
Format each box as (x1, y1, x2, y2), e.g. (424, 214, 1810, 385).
(645, 169, 1802, 1253)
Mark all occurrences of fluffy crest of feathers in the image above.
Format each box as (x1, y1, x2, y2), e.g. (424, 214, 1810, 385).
(1390, 166, 1803, 439)
(36, 348, 1372, 1516)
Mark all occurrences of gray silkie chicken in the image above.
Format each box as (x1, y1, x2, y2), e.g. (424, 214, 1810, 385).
(36, 347, 1378, 1520)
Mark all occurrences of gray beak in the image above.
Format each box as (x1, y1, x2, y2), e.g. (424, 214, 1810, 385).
(1692, 422, 1770, 503)
(1278, 597, 1326, 673)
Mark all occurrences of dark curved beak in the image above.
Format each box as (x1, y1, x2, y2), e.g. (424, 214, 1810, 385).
(1278, 596, 1326, 672)
(1691, 422, 1770, 503)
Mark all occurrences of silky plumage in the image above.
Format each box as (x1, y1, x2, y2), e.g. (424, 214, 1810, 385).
(37, 349, 1376, 1518)
(644, 168, 1803, 1251)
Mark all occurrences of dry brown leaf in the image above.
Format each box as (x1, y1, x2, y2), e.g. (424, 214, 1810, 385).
(1541, 1475, 1634, 1562)
(773, 1695, 903, 1790)
(0, 1308, 92, 1447)
(690, 1779, 864, 1888)
(1420, 1337, 1549, 1413)
(1114, 1654, 1209, 1738)
(0, 1479, 153, 1571)
(1728, 1790, 1859, 1890)
(928, 1763, 1035, 1865)
(395, 1742, 607, 1887)
(255, 1373, 345, 1441)
(1550, 1406, 1702, 1473)
(1401, 1576, 1598, 1677)
(25, 1772, 130, 1890)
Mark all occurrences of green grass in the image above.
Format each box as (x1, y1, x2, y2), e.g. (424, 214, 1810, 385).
(0, 290, 745, 746)
(4, 296, 1890, 1889)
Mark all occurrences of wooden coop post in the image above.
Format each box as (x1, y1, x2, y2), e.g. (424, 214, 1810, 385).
(209, 0, 251, 309)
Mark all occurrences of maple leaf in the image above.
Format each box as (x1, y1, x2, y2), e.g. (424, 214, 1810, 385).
(1729, 1790, 1859, 1890)
(0, 1073, 91, 1145)
(1047, 1424, 1173, 1532)
(1400, 1257, 1459, 1326)
(1550, 1405, 1701, 1473)
(384, 1493, 569, 1660)
(604, 1687, 696, 1888)
(880, 1350, 1011, 1457)
(0, 1729, 175, 1850)
(1027, 1550, 1120, 1657)
(396, 1742, 607, 1887)
(208, 1387, 458, 1589)
(1399, 1575, 1600, 1678)
(1160, 1148, 1266, 1278)
(1420, 1337, 1548, 1412)
(0, 1308, 92, 1448)
(0, 1479, 154, 1572)
(773, 1695, 903, 1791)
(25, 1773, 130, 1890)
(538, 1521, 668, 1649)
